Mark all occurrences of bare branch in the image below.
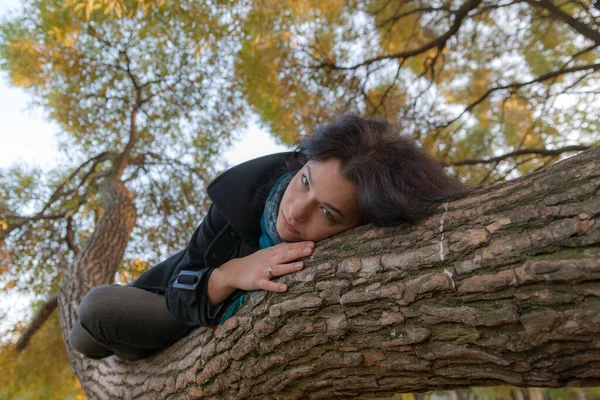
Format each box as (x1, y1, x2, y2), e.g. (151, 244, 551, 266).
(313, 0, 483, 70)
(2, 154, 113, 237)
(447, 145, 592, 166)
(441, 62, 600, 128)
(138, 152, 212, 187)
(86, 25, 114, 48)
(139, 76, 183, 105)
(376, 6, 452, 30)
(477, 160, 501, 185)
(471, 1, 521, 17)
(40, 152, 113, 216)
(120, 49, 141, 90)
(14, 292, 58, 352)
(111, 48, 143, 180)
(489, 155, 538, 184)
(527, 0, 600, 44)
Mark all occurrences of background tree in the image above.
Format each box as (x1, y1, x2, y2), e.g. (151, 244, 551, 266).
(0, 0, 248, 394)
(0, 0, 247, 338)
(236, 0, 600, 183)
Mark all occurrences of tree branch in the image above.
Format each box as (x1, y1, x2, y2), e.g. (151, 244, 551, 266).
(313, 0, 482, 70)
(376, 5, 452, 30)
(119, 49, 141, 90)
(65, 215, 80, 255)
(527, 0, 600, 44)
(441, 62, 600, 128)
(139, 152, 212, 187)
(63, 146, 600, 398)
(14, 292, 58, 352)
(111, 49, 142, 180)
(39, 152, 113, 217)
(447, 145, 591, 166)
(1, 154, 113, 238)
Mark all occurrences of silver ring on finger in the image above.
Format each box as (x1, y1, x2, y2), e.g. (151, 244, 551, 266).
(268, 265, 273, 278)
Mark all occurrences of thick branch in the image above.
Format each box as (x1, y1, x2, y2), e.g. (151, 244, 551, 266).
(61, 146, 600, 399)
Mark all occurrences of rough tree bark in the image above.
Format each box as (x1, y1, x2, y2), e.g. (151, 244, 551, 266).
(59, 146, 600, 399)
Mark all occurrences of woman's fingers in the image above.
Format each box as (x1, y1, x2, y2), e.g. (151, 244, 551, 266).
(268, 262, 304, 278)
(250, 243, 313, 293)
(272, 241, 314, 265)
(259, 279, 287, 292)
(258, 262, 305, 293)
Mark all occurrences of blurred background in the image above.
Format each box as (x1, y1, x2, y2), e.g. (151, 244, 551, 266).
(0, 0, 598, 398)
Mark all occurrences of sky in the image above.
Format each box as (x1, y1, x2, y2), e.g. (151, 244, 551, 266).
(0, 0, 289, 342)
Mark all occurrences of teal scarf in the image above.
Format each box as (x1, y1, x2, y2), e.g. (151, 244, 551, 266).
(218, 171, 295, 324)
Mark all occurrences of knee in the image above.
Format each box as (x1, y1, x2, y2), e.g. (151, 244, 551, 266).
(68, 319, 113, 359)
(78, 285, 118, 327)
(68, 321, 85, 353)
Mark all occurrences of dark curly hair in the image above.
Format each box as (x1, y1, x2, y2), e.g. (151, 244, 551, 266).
(295, 115, 470, 226)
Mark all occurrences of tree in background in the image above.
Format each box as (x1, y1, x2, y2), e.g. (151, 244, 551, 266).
(237, 0, 599, 183)
(0, 0, 248, 395)
(0, 0, 247, 338)
(0, 0, 598, 397)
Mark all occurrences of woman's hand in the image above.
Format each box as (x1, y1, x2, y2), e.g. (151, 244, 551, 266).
(207, 241, 314, 306)
(226, 241, 314, 292)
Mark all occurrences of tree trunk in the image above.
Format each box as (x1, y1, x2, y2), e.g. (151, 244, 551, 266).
(59, 148, 600, 399)
(57, 180, 137, 393)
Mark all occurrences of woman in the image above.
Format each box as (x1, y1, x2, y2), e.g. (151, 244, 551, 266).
(68, 115, 467, 361)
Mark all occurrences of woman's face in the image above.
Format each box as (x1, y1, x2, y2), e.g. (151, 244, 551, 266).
(276, 157, 361, 242)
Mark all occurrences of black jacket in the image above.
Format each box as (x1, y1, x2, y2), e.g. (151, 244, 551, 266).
(129, 152, 301, 327)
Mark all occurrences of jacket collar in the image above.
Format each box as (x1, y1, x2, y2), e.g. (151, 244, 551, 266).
(206, 152, 302, 242)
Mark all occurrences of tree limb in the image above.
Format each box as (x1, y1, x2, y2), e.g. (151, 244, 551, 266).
(376, 5, 452, 30)
(61, 146, 600, 398)
(14, 292, 58, 352)
(111, 48, 141, 180)
(39, 152, 114, 217)
(1, 153, 112, 238)
(313, 0, 483, 70)
(65, 215, 80, 255)
(527, 0, 600, 44)
(441, 62, 600, 128)
(447, 145, 591, 166)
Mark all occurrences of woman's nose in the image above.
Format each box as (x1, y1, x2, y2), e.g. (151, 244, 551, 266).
(290, 201, 309, 222)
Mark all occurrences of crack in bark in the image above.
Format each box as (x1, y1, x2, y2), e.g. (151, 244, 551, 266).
(439, 202, 449, 261)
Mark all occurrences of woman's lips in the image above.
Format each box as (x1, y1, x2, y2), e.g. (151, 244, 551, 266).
(281, 209, 299, 234)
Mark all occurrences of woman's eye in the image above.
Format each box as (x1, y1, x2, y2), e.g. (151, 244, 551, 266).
(322, 208, 335, 221)
(301, 174, 309, 188)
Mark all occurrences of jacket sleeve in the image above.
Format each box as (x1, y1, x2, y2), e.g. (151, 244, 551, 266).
(164, 203, 231, 327)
